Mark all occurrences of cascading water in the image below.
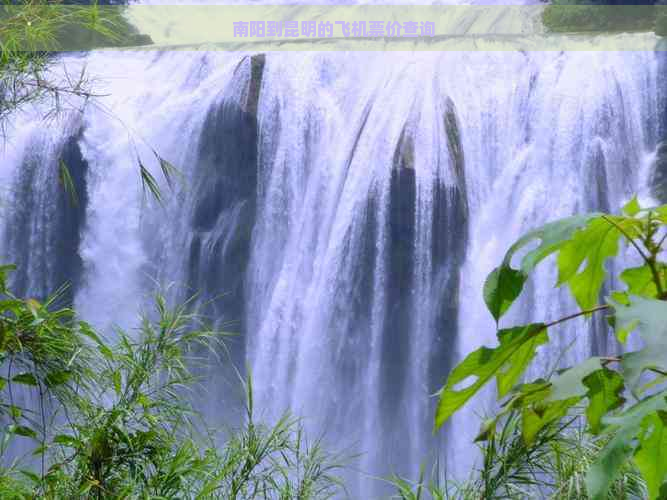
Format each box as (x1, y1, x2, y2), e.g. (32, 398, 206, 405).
(0, 17, 663, 498)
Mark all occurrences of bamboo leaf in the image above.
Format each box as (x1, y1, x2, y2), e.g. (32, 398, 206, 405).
(12, 372, 38, 386)
(54, 434, 81, 448)
(112, 370, 121, 397)
(58, 159, 78, 207)
(8, 424, 37, 439)
(45, 370, 71, 388)
(152, 149, 182, 191)
(139, 159, 163, 205)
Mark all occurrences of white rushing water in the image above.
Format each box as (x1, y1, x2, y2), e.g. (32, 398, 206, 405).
(0, 40, 662, 497)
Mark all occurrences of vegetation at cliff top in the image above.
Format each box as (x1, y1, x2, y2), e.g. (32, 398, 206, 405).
(0, 0, 152, 126)
(542, 3, 667, 36)
(1, 0, 170, 203)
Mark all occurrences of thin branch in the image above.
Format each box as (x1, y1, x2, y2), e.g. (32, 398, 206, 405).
(656, 230, 667, 251)
(601, 356, 622, 367)
(601, 214, 648, 262)
(648, 367, 667, 377)
(543, 304, 610, 330)
(38, 381, 46, 486)
(522, 305, 611, 350)
(645, 212, 666, 299)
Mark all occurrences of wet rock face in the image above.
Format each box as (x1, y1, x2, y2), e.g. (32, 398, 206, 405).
(444, 97, 465, 186)
(53, 133, 90, 305)
(380, 98, 470, 416)
(380, 161, 416, 413)
(428, 98, 469, 393)
(651, 141, 667, 203)
(6, 129, 89, 305)
(190, 99, 258, 233)
(186, 54, 265, 360)
(583, 140, 611, 213)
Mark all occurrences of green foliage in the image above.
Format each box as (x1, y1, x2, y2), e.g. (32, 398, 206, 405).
(435, 324, 548, 428)
(1, 2, 173, 206)
(436, 197, 667, 499)
(394, 411, 646, 499)
(483, 214, 595, 322)
(0, 266, 344, 499)
(542, 5, 656, 34)
(656, 7, 667, 37)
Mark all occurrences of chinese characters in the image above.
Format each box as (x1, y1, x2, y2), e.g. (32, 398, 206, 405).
(233, 21, 436, 38)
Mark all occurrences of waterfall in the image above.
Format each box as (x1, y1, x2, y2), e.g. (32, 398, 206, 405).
(0, 44, 660, 496)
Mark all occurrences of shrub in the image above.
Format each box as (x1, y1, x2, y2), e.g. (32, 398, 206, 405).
(0, 265, 344, 499)
(435, 197, 667, 499)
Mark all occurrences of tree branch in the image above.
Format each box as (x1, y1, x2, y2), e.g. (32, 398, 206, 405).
(544, 304, 611, 330)
(601, 214, 648, 261)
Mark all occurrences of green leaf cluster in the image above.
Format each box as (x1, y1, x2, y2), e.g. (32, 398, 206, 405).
(437, 196, 667, 499)
(0, 266, 344, 499)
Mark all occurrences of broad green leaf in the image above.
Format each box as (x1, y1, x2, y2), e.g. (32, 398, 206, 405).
(653, 204, 667, 224)
(483, 267, 525, 323)
(547, 357, 604, 402)
(587, 392, 667, 500)
(587, 427, 636, 500)
(622, 195, 641, 217)
(483, 214, 596, 321)
(522, 397, 580, 444)
(503, 380, 552, 408)
(583, 368, 625, 434)
(607, 292, 636, 342)
(515, 359, 604, 443)
(611, 296, 667, 391)
(435, 323, 547, 429)
(12, 372, 38, 386)
(557, 217, 629, 310)
(620, 264, 667, 299)
(496, 327, 550, 397)
(476, 380, 552, 442)
(634, 411, 667, 499)
(610, 290, 630, 306)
